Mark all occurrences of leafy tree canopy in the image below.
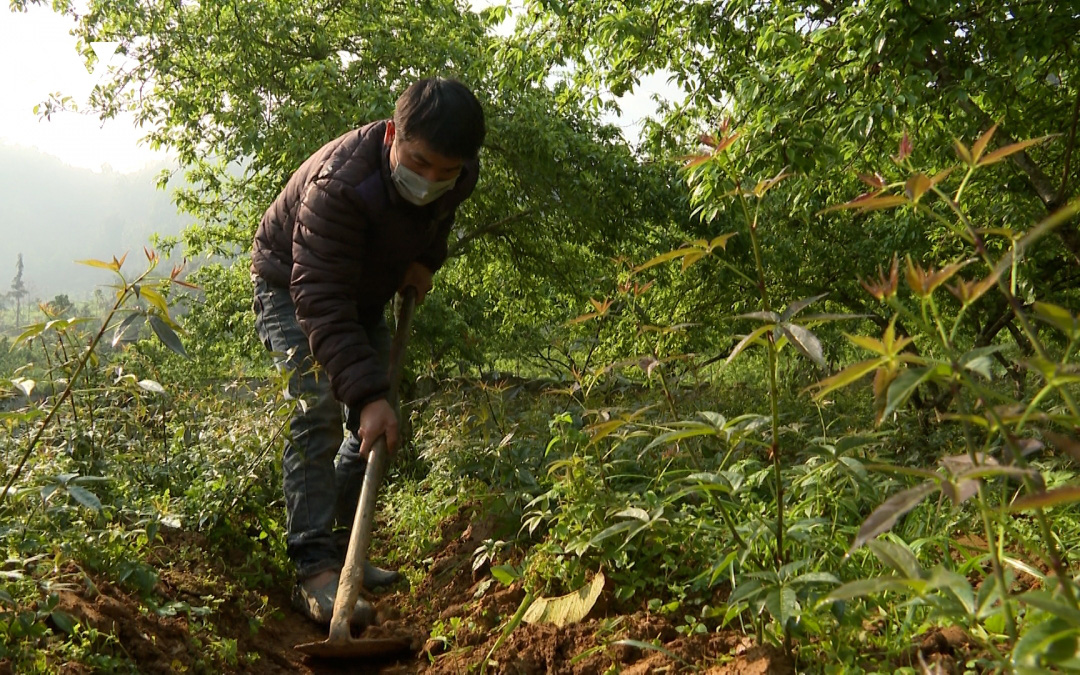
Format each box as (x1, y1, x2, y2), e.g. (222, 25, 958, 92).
(508, 0, 1080, 350)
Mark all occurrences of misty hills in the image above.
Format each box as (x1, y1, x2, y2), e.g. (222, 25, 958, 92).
(0, 144, 191, 300)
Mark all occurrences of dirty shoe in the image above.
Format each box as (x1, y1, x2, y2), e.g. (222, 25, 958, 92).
(363, 561, 401, 589)
(334, 531, 402, 590)
(292, 571, 376, 626)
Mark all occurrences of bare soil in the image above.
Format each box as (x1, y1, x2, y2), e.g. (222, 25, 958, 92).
(50, 508, 984, 673)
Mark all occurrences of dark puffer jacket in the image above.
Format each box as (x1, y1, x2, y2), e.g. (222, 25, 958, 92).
(251, 120, 478, 411)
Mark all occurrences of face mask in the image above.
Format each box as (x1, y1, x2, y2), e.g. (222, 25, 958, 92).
(391, 160, 457, 206)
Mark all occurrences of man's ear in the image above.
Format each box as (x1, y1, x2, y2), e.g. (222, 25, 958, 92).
(383, 120, 396, 147)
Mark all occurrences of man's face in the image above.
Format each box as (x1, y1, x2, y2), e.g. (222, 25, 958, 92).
(385, 121, 463, 184)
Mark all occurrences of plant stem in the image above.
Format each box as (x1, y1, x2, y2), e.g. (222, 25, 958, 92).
(0, 275, 145, 508)
(742, 194, 785, 568)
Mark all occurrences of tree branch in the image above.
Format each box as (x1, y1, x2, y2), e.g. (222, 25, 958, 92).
(956, 96, 1080, 263)
(1056, 84, 1080, 207)
(448, 210, 531, 257)
(957, 97, 1060, 209)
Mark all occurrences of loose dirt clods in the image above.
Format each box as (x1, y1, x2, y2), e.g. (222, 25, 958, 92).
(25, 509, 799, 674)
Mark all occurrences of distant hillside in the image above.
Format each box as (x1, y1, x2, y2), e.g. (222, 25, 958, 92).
(0, 144, 191, 300)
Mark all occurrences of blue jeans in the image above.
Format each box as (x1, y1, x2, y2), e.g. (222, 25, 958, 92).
(252, 275, 391, 580)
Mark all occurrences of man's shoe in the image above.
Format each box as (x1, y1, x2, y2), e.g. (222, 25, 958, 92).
(334, 531, 402, 589)
(363, 561, 402, 589)
(291, 571, 377, 626)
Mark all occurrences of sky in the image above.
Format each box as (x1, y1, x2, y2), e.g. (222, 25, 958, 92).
(0, 6, 172, 174)
(0, 4, 675, 176)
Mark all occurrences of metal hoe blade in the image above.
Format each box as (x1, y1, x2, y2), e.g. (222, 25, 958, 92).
(294, 290, 418, 660)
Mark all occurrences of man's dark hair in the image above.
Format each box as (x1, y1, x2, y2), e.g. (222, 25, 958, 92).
(394, 78, 486, 160)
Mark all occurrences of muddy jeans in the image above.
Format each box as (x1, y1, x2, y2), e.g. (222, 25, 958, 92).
(252, 275, 391, 581)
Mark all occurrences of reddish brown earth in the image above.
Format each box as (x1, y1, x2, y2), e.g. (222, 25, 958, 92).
(36, 511, 956, 673)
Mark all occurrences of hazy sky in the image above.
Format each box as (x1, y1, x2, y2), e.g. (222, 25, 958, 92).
(1, 6, 173, 174)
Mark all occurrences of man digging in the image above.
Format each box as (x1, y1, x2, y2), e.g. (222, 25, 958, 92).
(250, 78, 485, 625)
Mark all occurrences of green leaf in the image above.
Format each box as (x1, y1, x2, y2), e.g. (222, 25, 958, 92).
(614, 507, 650, 521)
(50, 610, 77, 635)
(1009, 486, 1080, 512)
(904, 173, 932, 201)
(882, 365, 950, 419)
(522, 572, 605, 628)
(824, 576, 916, 602)
(697, 411, 727, 430)
(683, 472, 734, 490)
(708, 233, 737, 251)
(729, 579, 765, 605)
(1012, 617, 1079, 668)
(780, 293, 827, 322)
(765, 586, 798, 627)
(67, 485, 103, 511)
(837, 456, 869, 481)
(810, 358, 882, 400)
(836, 433, 887, 453)
(634, 247, 700, 273)
(76, 258, 120, 271)
(1021, 591, 1080, 628)
(790, 572, 841, 586)
(954, 139, 974, 165)
(978, 135, 1057, 166)
(779, 323, 826, 368)
(959, 344, 1008, 365)
(867, 539, 925, 580)
(12, 378, 35, 398)
(1003, 557, 1047, 585)
(964, 356, 994, 379)
(139, 286, 170, 316)
(148, 315, 188, 358)
(819, 194, 909, 214)
(112, 312, 145, 347)
(644, 425, 717, 450)
(14, 322, 46, 346)
(734, 310, 780, 322)
(926, 567, 975, 615)
(851, 481, 938, 552)
(137, 379, 166, 394)
(726, 325, 773, 365)
(587, 419, 627, 445)
(777, 559, 809, 580)
(681, 251, 706, 271)
(780, 586, 797, 626)
(1033, 302, 1079, 338)
(589, 520, 636, 546)
(490, 565, 521, 586)
(971, 124, 997, 162)
(708, 551, 738, 587)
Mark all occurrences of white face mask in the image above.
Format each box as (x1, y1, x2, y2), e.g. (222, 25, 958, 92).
(391, 160, 457, 206)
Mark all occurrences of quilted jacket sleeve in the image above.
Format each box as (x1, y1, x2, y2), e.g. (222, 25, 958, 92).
(290, 176, 389, 410)
(415, 214, 455, 273)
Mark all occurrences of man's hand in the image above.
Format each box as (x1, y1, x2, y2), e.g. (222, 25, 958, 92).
(357, 398, 399, 457)
(399, 262, 433, 304)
